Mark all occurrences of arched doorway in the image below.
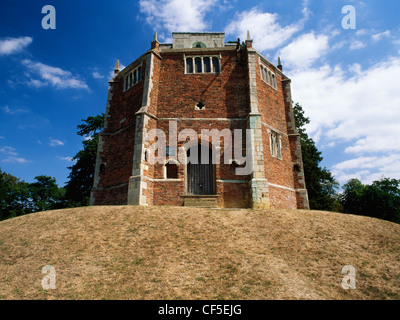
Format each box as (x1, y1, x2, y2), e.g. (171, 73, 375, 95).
(186, 143, 216, 195)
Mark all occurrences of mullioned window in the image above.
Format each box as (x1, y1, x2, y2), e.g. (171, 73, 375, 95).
(124, 65, 142, 91)
(185, 56, 221, 74)
(260, 64, 277, 89)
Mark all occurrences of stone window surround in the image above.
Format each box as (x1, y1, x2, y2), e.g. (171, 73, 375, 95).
(269, 130, 282, 160)
(163, 158, 181, 180)
(184, 54, 222, 74)
(124, 63, 143, 92)
(260, 63, 277, 90)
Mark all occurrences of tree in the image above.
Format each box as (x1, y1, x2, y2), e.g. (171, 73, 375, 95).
(293, 103, 340, 211)
(28, 176, 66, 212)
(1, 169, 65, 220)
(341, 178, 400, 223)
(64, 114, 104, 207)
(341, 178, 366, 215)
(0, 168, 30, 220)
(369, 178, 400, 223)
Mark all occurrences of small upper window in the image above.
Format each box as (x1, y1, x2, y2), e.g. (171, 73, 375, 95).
(186, 58, 193, 73)
(185, 56, 221, 74)
(195, 57, 203, 73)
(204, 57, 211, 73)
(260, 64, 277, 89)
(193, 41, 206, 48)
(212, 57, 220, 73)
(124, 64, 143, 91)
(262, 68, 267, 84)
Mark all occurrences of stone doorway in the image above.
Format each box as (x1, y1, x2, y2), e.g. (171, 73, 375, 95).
(186, 144, 216, 195)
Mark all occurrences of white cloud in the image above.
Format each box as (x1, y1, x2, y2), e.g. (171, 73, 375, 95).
(49, 138, 64, 147)
(0, 146, 29, 164)
(345, 135, 400, 154)
(26, 78, 47, 88)
(348, 63, 362, 75)
(1, 156, 30, 164)
(56, 156, 74, 162)
(225, 8, 301, 52)
(2, 105, 29, 115)
(0, 36, 32, 55)
(355, 29, 368, 36)
(332, 155, 400, 184)
(139, 0, 217, 37)
(349, 40, 367, 50)
(225, 1, 310, 52)
(0, 146, 18, 156)
(92, 71, 104, 79)
(290, 55, 400, 184)
(278, 32, 329, 68)
(21, 59, 89, 90)
(372, 30, 391, 42)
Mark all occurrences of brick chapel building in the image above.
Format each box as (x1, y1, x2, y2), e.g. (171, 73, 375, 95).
(90, 32, 309, 210)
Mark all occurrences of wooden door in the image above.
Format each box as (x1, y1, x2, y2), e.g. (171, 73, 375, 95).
(186, 144, 216, 195)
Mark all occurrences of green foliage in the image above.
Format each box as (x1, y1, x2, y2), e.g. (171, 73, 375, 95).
(0, 169, 65, 221)
(77, 114, 104, 137)
(293, 103, 340, 211)
(28, 176, 66, 212)
(0, 169, 29, 220)
(64, 113, 104, 207)
(341, 178, 400, 223)
(1, 113, 104, 220)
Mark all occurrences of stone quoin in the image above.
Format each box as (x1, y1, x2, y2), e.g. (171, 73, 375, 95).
(90, 32, 309, 209)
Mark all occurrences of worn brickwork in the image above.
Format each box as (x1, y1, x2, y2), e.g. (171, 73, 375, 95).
(90, 32, 309, 210)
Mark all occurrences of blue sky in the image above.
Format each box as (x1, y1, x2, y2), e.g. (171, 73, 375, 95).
(1, 0, 400, 187)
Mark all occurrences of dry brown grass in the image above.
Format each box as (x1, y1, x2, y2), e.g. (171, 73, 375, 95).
(0, 206, 399, 300)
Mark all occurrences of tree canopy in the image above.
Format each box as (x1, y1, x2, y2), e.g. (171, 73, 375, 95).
(64, 113, 104, 207)
(341, 178, 400, 223)
(0, 114, 104, 220)
(293, 103, 340, 211)
(0, 170, 65, 221)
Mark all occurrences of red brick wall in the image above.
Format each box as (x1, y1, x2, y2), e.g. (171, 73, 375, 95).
(255, 56, 298, 208)
(93, 59, 146, 205)
(95, 184, 129, 205)
(156, 51, 249, 119)
(153, 181, 185, 206)
(93, 46, 308, 209)
(268, 185, 297, 210)
(218, 182, 250, 208)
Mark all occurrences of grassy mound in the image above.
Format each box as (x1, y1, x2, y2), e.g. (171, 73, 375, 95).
(0, 206, 399, 300)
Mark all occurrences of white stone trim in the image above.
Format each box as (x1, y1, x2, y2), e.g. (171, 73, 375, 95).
(267, 183, 295, 192)
(261, 122, 286, 137)
(269, 130, 282, 160)
(216, 180, 248, 184)
(157, 117, 245, 121)
(163, 158, 180, 179)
